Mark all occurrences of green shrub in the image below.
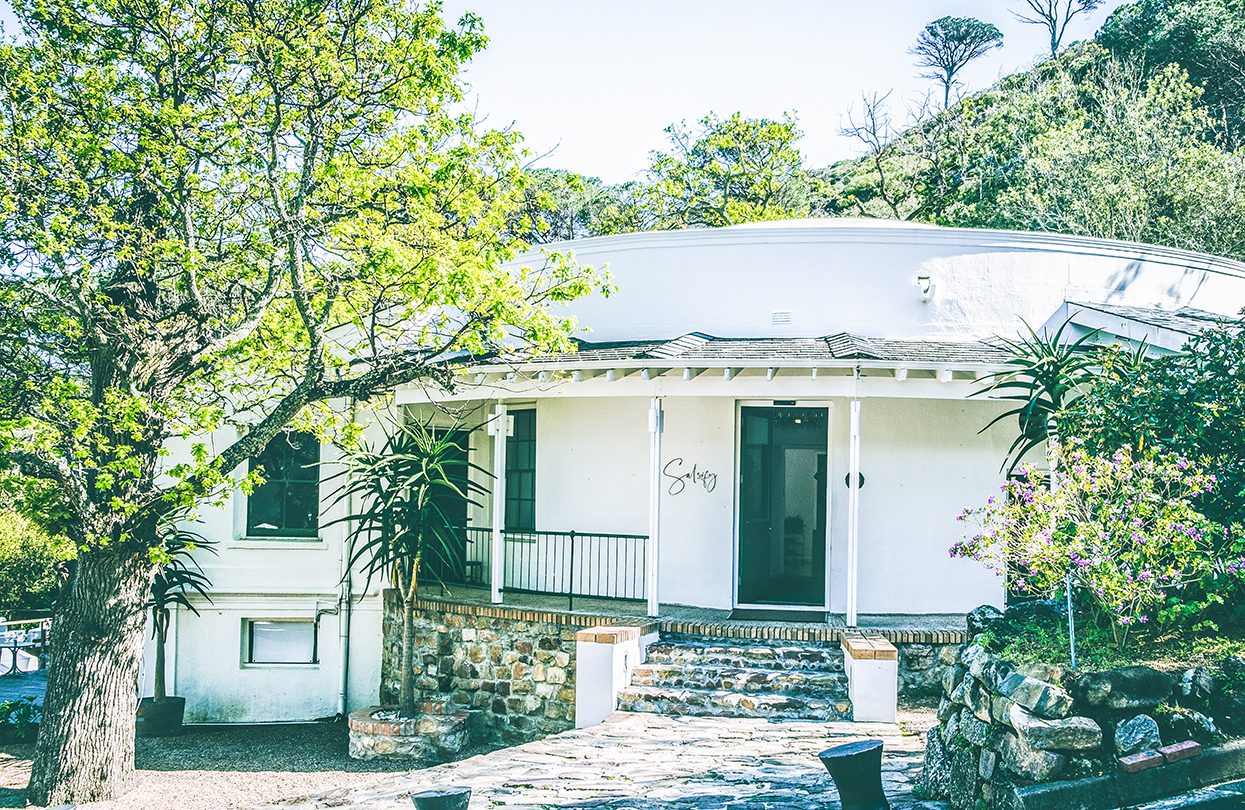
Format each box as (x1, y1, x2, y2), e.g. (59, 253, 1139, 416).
(0, 697, 40, 741)
(0, 509, 71, 615)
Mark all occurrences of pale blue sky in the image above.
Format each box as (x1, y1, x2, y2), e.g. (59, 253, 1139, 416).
(1, 0, 1128, 182)
(442, 0, 1127, 181)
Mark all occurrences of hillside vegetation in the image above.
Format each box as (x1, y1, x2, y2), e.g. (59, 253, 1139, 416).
(519, 0, 1245, 261)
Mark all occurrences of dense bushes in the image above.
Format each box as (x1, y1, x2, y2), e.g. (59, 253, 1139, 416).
(0, 509, 69, 616)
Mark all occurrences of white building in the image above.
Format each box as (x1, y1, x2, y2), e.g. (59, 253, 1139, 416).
(149, 219, 1245, 723)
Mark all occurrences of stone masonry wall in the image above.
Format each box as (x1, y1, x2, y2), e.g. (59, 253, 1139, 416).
(381, 593, 590, 745)
(897, 641, 964, 697)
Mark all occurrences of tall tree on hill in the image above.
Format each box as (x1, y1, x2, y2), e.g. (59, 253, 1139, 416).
(643, 112, 815, 228)
(0, 0, 608, 804)
(911, 16, 1004, 107)
(1016, 0, 1105, 58)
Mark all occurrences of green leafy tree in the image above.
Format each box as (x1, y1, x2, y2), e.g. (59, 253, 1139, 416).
(331, 421, 487, 719)
(1098, 0, 1245, 139)
(910, 16, 1004, 107)
(643, 112, 815, 229)
(0, 0, 607, 803)
(0, 510, 70, 615)
(1015, 0, 1105, 57)
(997, 63, 1245, 257)
(508, 169, 650, 243)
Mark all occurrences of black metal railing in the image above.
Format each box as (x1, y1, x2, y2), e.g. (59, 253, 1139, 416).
(437, 526, 648, 609)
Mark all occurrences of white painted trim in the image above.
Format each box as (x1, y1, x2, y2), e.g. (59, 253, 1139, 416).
(731, 399, 834, 612)
(514, 220, 1245, 279)
(488, 403, 509, 604)
(646, 397, 663, 617)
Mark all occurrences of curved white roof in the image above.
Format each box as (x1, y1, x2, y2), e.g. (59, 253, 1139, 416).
(521, 219, 1245, 344)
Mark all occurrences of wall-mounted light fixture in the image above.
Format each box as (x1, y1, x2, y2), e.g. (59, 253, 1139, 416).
(915, 274, 935, 302)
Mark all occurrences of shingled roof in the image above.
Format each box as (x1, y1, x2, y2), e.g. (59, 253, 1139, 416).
(1069, 302, 1240, 335)
(480, 332, 1011, 368)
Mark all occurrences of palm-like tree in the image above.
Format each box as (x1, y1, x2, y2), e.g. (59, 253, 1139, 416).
(977, 318, 1104, 472)
(330, 420, 488, 719)
(147, 516, 215, 702)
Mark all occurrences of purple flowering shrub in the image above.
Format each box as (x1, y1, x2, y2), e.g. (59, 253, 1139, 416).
(952, 445, 1222, 648)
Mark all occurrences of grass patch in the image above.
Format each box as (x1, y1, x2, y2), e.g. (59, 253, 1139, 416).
(978, 614, 1245, 672)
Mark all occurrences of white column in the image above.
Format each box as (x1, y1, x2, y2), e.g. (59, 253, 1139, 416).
(646, 397, 664, 617)
(846, 394, 862, 628)
(487, 403, 511, 604)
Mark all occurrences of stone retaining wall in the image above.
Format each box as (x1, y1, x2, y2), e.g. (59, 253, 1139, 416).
(897, 641, 963, 697)
(382, 593, 602, 744)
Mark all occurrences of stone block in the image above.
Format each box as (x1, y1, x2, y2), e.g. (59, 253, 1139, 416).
(1010, 774, 1118, 810)
(1115, 714, 1162, 757)
(979, 748, 998, 780)
(920, 725, 952, 800)
(959, 677, 993, 723)
(997, 730, 1067, 783)
(903, 643, 935, 671)
(1077, 666, 1175, 712)
(958, 710, 992, 747)
(943, 664, 967, 698)
(1117, 758, 1194, 807)
(992, 694, 1017, 726)
(997, 672, 1074, 719)
(1009, 704, 1102, 752)
(948, 742, 980, 810)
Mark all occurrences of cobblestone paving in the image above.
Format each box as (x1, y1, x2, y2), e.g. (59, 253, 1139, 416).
(259, 712, 947, 810)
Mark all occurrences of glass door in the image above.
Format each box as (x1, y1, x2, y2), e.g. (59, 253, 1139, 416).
(738, 406, 828, 606)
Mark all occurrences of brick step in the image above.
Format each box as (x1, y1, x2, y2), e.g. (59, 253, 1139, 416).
(617, 685, 852, 721)
(644, 640, 845, 674)
(630, 662, 847, 697)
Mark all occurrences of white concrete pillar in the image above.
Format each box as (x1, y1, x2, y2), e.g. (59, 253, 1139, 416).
(842, 633, 897, 723)
(846, 396, 862, 628)
(574, 625, 646, 728)
(646, 397, 664, 617)
(487, 403, 511, 604)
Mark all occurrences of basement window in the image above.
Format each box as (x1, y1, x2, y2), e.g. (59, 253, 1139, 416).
(244, 619, 318, 665)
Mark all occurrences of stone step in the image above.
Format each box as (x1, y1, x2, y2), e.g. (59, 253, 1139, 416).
(644, 640, 846, 674)
(617, 685, 852, 721)
(630, 662, 848, 697)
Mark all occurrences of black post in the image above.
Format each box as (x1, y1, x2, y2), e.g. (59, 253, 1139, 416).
(818, 739, 890, 810)
(410, 787, 471, 810)
(568, 531, 576, 611)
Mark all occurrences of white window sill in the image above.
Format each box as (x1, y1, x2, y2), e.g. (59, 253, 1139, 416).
(240, 662, 320, 670)
(232, 537, 327, 549)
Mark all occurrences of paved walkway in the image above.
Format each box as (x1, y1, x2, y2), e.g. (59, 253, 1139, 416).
(259, 712, 946, 810)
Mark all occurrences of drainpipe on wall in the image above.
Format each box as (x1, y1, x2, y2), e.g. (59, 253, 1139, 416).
(846, 366, 862, 628)
(646, 397, 664, 618)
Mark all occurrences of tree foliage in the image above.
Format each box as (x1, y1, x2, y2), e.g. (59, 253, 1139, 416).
(642, 112, 816, 229)
(910, 16, 1004, 107)
(0, 0, 606, 802)
(0, 510, 70, 616)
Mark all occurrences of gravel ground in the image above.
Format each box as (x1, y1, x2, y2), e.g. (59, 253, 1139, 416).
(0, 703, 940, 809)
(0, 721, 417, 810)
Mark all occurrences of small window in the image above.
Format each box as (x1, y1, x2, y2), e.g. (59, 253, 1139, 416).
(247, 431, 320, 538)
(505, 409, 536, 531)
(245, 619, 317, 664)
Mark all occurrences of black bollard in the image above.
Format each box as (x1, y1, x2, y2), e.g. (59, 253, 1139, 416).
(409, 787, 471, 810)
(818, 739, 890, 810)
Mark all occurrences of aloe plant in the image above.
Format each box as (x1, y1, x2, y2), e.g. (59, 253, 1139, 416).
(330, 420, 489, 719)
(147, 516, 215, 702)
(976, 317, 1104, 472)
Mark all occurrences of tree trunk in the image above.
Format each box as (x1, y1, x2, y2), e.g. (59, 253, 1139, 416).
(398, 595, 416, 718)
(153, 609, 167, 702)
(27, 550, 155, 806)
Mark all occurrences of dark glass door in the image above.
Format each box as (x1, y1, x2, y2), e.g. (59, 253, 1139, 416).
(738, 407, 828, 606)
